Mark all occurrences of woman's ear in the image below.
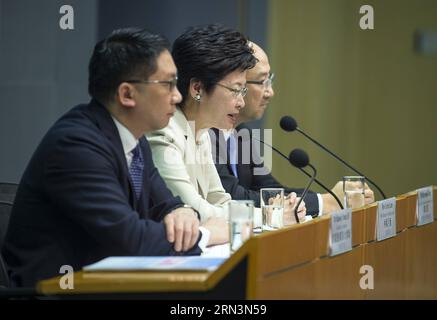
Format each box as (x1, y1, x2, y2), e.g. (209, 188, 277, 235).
(189, 79, 203, 102)
(117, 83, 136, 108)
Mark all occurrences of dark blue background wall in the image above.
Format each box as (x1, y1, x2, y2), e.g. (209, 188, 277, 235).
(0, 0, 268, 183)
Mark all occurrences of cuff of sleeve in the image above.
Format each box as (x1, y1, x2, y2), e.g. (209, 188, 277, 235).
(317, 193, 324, 216)
(198, 226, 211, 252)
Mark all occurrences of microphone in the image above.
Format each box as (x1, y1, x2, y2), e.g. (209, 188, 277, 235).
(251, 136, 344, 212)
(280, 116, 387, 200)
(288, 149, 316, 223)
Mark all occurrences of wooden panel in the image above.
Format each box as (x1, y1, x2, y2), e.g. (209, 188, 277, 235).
(254, 262, 316, 299)
(37, 271, 211, 295)
(314, 215, 330, 257)
(363, 232, 407, 299)
(396, 196, 408, 232)
(314, 246, 365, 300)
(405, 222, 437, 299)
(253, 220, 320, 277)
(406, 193, 418, 227)
(352, 207, 365, 247)
(364, 203, 377, 243)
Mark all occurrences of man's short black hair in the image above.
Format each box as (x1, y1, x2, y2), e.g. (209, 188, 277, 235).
(172, 24, 257, 106)
(88, 28, 170, 104)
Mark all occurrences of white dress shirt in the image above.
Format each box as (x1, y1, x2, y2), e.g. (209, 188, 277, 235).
(112, 116, 138, 167)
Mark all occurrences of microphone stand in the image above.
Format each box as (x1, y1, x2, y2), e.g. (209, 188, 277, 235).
(296, 127, 386, 199)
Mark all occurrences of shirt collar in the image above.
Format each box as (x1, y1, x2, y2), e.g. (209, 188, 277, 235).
(175, 107, 210, 145)
(222, 129, 236, 141)
(111, 116, 138, 155)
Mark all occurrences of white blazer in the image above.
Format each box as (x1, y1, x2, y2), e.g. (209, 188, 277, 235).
(146, 108, 231, 222)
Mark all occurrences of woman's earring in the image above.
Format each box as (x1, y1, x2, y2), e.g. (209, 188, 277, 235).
(194, 93, 201, 102)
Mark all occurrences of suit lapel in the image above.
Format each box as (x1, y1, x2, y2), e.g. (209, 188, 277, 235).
(236, 126, 253, 187)
(88, 99, 138, 211)
(195, 137, 209, 200)
(174, 109, 210, 198)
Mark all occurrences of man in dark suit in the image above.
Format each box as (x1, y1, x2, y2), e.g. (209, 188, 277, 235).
(2, 28, 226, 287)
(211, 42, 352, 217)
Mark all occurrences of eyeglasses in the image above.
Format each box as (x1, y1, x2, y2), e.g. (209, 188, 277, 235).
(216, 83, 248, 98)
(123, 77, 178, 92)
(246, 73, 274, 88)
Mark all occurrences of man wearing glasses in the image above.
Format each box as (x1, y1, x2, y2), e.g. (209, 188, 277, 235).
(211, 42, 347, 217)
(2, 28, 225, 288)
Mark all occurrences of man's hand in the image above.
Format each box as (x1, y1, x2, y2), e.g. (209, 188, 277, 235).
(283, 192, 307, 225)
(334, 180, 375, 205)
(322, 180, 376, 214)
(364, 182, 375, 204)
(201, 217, 229, 247)
(164, 207, 199, 252)
(331, 180, 344, 202)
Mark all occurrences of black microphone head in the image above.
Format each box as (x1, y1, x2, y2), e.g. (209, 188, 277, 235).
(280, 116, 298, 132)
(288, 149, 309, 168)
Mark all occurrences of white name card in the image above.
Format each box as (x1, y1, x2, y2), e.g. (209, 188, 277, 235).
(377, 197, 397, 241)
(417, 186, 434, 226)
(329, 209, 352, 256)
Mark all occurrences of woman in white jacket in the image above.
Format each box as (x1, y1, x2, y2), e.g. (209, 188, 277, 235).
(146, 24, 256, 223)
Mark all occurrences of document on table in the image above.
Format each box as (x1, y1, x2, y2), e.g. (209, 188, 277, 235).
(83, 256, 226, 272)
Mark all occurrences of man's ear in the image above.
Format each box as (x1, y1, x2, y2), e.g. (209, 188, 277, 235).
(117, 83, 136, 108)
(189, 78, 203, 99)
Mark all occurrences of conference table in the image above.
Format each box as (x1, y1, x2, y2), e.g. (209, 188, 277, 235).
(37, 186, 437, 299)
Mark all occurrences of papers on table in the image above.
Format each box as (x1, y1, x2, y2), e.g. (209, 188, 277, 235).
(201, 243, 230, 258)
(83, 256, 226, 272)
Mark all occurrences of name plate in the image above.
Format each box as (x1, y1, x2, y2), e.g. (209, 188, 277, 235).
(417, 186, 434, 226)
(377, 197, 397, 241)
(329, 209, 352, 256)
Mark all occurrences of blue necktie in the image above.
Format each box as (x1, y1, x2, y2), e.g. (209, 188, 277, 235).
(227, 134, 238, 178)
(129, 143, 144, 199)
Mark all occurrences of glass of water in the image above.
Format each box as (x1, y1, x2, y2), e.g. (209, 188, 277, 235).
(228, 200, 254, 253)
(260, 188, 284, 230)
(343, 176, 365, 209)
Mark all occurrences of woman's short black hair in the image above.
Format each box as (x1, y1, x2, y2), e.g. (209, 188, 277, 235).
(172, 24, 257, 106)
(88, 27, 170, 104)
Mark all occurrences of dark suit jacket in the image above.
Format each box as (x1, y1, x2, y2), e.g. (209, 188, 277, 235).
(210, 127, 319, 216)
(2, 99, 201, 287)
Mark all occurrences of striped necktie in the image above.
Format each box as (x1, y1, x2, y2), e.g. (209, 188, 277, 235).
(129, 143, 144, 199)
